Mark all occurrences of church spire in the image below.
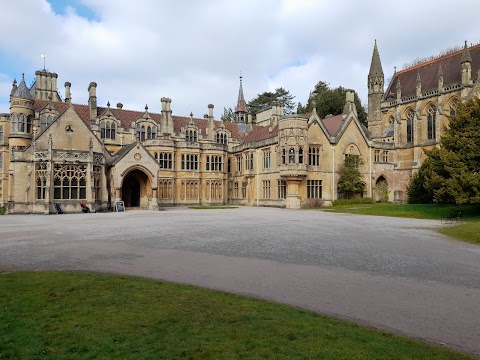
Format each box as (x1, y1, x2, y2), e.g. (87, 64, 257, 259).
(369, 39, 384, 78)
(235, 75, 247, 123)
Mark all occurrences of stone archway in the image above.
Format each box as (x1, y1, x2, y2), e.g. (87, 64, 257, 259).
(121, 169, 151, 208)
(374, 175, 389, 203)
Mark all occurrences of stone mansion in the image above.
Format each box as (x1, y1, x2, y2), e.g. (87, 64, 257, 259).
(0, 41, 479, 213)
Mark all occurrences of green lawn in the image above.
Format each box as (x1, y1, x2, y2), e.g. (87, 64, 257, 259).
(322, 203, 480, 245)
(0, 272, 471, 360)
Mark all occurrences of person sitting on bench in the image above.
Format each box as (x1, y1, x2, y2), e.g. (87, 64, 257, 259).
(80, 201, 91, 213)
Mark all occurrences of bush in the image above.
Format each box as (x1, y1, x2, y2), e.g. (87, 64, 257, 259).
(301, 199, 324, 208)
(0, 207, 5, 215)
(332, 198, 375, 206)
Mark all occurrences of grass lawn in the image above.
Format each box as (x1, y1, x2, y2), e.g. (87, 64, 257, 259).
(0, 272, 471, 360)
(189, 205, 238, 209)
(322, 203, 480, 245)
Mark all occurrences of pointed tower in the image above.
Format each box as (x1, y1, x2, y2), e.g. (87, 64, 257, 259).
(461, 40, 472, 86)
(9, 73, 35, 148)
(367, 40, 384, 138)
(235, 75, 247, 123)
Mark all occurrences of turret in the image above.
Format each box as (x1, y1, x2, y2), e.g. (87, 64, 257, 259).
(235, 75, 247, 123)
(9, 73, 35, 147)
(461, 40, 472, 86)
(367, 40, 384, 137)
(88, 82, 97, 121)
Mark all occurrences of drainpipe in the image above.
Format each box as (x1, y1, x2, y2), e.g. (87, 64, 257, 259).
(369, 146, 373, 197)
(256, 150, 260, 207)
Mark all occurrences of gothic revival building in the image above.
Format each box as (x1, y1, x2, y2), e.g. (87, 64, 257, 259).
(0, 40, 478, 213)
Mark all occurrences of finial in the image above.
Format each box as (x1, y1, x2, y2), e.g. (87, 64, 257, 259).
(190, 112, 193, 117)
(145, 104, 148, 111)
(239, 70, 242, 81)
(394, 66, 397, 73)
(22, 73, 25, 82)
(13, 78, 17, 85)
(107, 101, 110, 108)
(41, 54, 47, 70)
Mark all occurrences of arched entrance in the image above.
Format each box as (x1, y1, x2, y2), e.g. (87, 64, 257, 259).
(375, 175, 389, 203)
(121, 169, 151, 208)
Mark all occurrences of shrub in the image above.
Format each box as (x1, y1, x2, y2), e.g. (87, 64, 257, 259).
(301, 199, 324, 208)
(0, 207, 5, 215)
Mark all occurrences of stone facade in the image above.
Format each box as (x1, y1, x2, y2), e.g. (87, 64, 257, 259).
(1, 41, 478, 213)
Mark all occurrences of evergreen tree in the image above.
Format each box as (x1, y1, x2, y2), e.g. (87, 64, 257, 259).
(303, 81, 367, 126)
(409, 97, 480, 205)
(337, 156, 365, 199)
(247, 87, 295, 115)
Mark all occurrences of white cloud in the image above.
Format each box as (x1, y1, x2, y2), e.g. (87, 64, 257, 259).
(0, 0, 479, 116)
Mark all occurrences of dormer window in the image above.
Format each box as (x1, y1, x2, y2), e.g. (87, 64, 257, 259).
(136, 124, 146, 141)
(40, 114, 55, 130)
(146, 125, 157, 140)
(216, 132, 227, 145)
(100, 120, 116, 140)
(186, 129, 197, 143)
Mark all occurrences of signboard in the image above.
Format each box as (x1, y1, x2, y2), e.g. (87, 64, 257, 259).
(115, 201, 125, 212)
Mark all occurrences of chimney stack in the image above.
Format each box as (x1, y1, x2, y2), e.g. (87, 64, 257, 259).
(64, 82, 71, 103)
(88, 82, 97, 120)
(343, 89, 357, 116)
(207, 104, 215, 140)
(160, 97, 173, 134)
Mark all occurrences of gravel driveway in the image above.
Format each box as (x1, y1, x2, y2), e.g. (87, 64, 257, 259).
(1, 207, 479, 354)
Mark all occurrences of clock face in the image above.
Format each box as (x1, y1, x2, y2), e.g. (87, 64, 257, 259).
(134, 153, 142, 161)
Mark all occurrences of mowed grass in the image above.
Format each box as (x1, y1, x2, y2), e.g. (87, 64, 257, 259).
(323, 203, 480, 244)
(0, 272, 471, 360)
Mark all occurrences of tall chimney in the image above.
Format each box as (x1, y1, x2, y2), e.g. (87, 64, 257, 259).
(207, 104, 214, 140)
(88, 82, 97, 120)
(64, 82, 71, 103)
(160, 97, 173, 134)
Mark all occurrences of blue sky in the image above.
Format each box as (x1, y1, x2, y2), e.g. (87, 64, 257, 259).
(1, 0, 480, 117)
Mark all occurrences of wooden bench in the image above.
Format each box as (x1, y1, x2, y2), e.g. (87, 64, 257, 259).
(441, 211, 462, 225)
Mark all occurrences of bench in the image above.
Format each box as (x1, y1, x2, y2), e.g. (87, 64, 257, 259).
(441, 211, 462, 225)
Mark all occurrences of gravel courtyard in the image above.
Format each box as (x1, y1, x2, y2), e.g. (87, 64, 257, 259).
(1, 207, 479, 354)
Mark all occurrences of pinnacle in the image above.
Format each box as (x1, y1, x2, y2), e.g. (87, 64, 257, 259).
(461, 40, 472, 64)
(369, 40, 384, 77)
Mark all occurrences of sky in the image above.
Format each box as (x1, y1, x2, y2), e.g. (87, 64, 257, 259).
(1, 0, 479, 119)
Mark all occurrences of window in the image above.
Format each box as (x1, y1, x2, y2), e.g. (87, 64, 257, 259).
(186, 129, 198, 142)
(298, 147, 304, 164)
(245, 153, 254, 171)
(449, 100, 458, 117)
(307, 180, 322, 199)
(242, 181, 248, 199)
(383, 151, 389, 163)
(53, 164, 87, 200)
(262, 180, 271, 199)
(278, 180, 287, 199)
(263, 150, 271, 169)
(236, 155, 242, 172)
(0, 126, 3, 143)
(206, 155, 223, 172)
(11, 114, 18, 132)
(0, 154, 3, 171)
(159, 152, 173, 169)
(374, 150, 380, 162)
(136, 124, 146, 141)
(181, 154, 198, 171)
(40, 114, 54, 130)
(249, 153, 254, 170)
(181, 180, 199, 199)
(216, 133, 227, 145)
(100, 121, 116, 140)
(36, 163, 47, 200)
(147, 125, 157, 140)
(159, 179, 174, 199)
(308, 147, 320, 166)
(289, 147, 295, 163)
(281, 148, 286, 164)
(92, 166, 101, 200)
(18, 114, 25, 132)
(206, 180, 222, 200)
(406, 110, 414, 144)
(427, 105, 436, 140)
(234, 182, 239, 198)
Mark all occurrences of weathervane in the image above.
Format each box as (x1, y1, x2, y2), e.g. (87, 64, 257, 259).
(41, 54, 46, 70)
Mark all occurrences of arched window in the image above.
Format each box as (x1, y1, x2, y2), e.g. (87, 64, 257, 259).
(151, 126, 156, 139)
(147, 126, 152, 140)
(106, 122, 111, 139)
(289, 147, 295, 164)
(0, 126, 3, 143)
(406, 110, 414, 144)
(11, 114, 18, 132)
(427, 105, 436, 140)
(18, 114, 25, 132)
(141, 125, 146, 141)
(26, 115, 32, 133)
(449, 100, 458, 117)
(136, 123, 141, 141)
(111, 122, 116, 140)
(298, 147, 304, 164)
(100, 121, 106, 138)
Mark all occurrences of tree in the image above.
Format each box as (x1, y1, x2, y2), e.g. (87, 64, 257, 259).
(337, 156, 365, 199)
(408, 97, 480, 205)
(300, 81, 367, 126)
(247, 87, 296, 115)
(221, 107, 235, 123)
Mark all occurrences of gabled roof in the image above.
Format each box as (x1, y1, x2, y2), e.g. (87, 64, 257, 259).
(321, 114, 344, 137)
(109, 142, 137, 166)
(385, 43, 480, 98)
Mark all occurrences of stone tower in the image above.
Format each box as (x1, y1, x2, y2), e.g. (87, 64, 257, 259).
(234, 76, 247, 123)
(9, 73, 35, 149)
(367, 40, 384, 138)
